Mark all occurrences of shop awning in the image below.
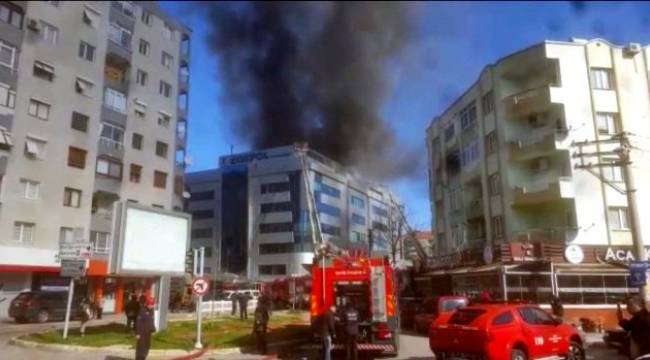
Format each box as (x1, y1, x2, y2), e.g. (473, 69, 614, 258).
(554, 263, 627, 274)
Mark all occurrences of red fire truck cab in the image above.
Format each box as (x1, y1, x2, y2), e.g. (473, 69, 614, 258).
(310, 255, 399, 355)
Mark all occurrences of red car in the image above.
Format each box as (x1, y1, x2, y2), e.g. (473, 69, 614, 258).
(414, 296, 468, 333)
(429, 303, 585, 360)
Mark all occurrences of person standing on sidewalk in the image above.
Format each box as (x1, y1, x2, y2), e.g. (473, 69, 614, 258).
(125, 294, 140, 331)
(231, 292, 238, 316)
(618, 295, 650, 360)
(239, 292, 250, 320)
(252, 301, 270, 354)
(343, 301, 360, 360)
(135, 297, 156, 360)
(316, 305, 336, 360)
(78, 297, 93, 337)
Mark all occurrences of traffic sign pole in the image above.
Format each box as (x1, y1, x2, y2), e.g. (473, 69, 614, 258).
(194, 247, 205, 349)
(62, 278, 75, 339)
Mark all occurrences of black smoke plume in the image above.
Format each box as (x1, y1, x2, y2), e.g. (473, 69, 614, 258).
(206, 2, 418, 178)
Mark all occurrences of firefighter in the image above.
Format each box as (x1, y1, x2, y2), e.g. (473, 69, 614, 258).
(239, 292, 250, 320)
(317, 305, 336, 360)
(135, 297, 156, 360)
(252, 301, 270, 354)
(343, 301, 360, 360)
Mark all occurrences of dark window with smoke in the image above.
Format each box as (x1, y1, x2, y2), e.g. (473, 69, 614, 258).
(460, 102, 477, 130)
(315, 181, 340, 198)
(445, 124, 455, 141)
(259, 264, 286, 275)
(372, 205, 388, 217)
(259, 243, 294, 255)
(260, 182, 290, 194)
(259, 222, 293, 233)
(321, 223, 341, 236)
(481, 91, 494, 115)
(260, 202, 292, 214)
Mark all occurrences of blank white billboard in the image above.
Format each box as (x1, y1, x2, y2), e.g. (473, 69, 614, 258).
(111, 203, 190, 275)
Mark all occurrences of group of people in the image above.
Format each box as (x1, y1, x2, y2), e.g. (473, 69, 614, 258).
(618, 295, 650, 360)
(315, 302, 361, 360)
(230, 292, 253, 320)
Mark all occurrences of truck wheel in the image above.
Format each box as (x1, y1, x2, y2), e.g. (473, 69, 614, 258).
(36, 309, 50, 323)
(511, 348, 527, 360)
(433, 351, 444, 359)
(567, 341, 585, 360)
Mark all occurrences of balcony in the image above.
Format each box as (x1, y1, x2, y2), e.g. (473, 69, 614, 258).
(94, 175, 122, 196)
(511, 227, 573, 244)
(466, 199, 484, 219)
(106, 39, 131, 64)
(104, 75, 129, 95)
(509, 127, 568, 161)
(98, 137, 124, 158)
(101, 104, 127, 128)
(90, 207, 113, 233)
(0, 64, 18, 88)
(503, 86, 563, 117)
(512, 176, 574, 206)
(179, 73, 189, 94)
(109, 2, 135, 31)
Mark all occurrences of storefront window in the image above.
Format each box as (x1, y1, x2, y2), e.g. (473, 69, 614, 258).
(558, 274, 632, 305)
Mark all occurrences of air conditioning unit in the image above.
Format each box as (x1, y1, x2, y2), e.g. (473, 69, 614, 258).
(626, 43, 642, 55)
(27, 18, 40, 32)
(531, 158, 549, 173)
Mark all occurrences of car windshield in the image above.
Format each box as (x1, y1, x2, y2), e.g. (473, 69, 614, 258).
(449, 309, 486, 325)
(441, 298, 468, 312)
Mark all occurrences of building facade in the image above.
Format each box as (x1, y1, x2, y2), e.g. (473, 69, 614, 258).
(186, 145, 401, 281)
(424, 39, 650, 326)
(0, 1, 190, 316)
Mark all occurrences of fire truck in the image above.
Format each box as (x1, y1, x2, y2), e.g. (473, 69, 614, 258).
(310, 253, 399, 355)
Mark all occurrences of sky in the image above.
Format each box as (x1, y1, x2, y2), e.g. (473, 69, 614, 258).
(159, 1, 650, 230)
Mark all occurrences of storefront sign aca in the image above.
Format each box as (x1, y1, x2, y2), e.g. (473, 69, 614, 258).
(603, 247, 650, 262)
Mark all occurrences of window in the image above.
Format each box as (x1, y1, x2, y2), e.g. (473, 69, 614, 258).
(20, 179, 39, 199)
(155, 141, 168, 158)
(191, 191, 214, 201)
(68, 147, 87, 168)
(350, 195, 365, 209)
(492, 311, 514, 326)
(260, 202, 292, 213)
(24, 137, 46, 159)
(163, 22, 174, 40)
(0, 40, 16, 69)
(136, 69, 147, 86)
(90, 231, 110, 254)
(96, 157, 122, 179)
(260, 182, 289, 194)
(596, 112, 619, 135)
(350, 231, 366, 243)
(82, 5, 100, 28)
(492, 215, 504, 238)
(27, 99, 50, 120)
(111, 1, 134, 17)
(129, 164, 141, 183)
(159, 81, 171, 97)
(154, 170, 167, 188)
(444, 123, 455, 141)
(108, 22, 131, 48)
(71, 112, 89, 132)
(0, 2, 23, 28)
(139, 39, 150, 56)
(0, 83, 15, 109)
(602, 160, 624, 182)
(460, 102, 477, 130)
(518, 307, 556, 326)
(132, 133, 143, 150)
(78, 41, 95, 62)
(100, 122, 124, 148)
(63, 188, 82, 208)
(315, 181, 341, 198)
(259, 243, 294, 255)
(162, 51, 173, 69)
(608, 207, 630, 230)
(259, 222, 293, 233)
(489, 173, 500, 195)
(103, 88, 127, 113)
(59, 227, 74, 244)
(75, 77, 94, 96)
(141, 9, 152, 25)
(40, 21, 58, 45)
(461, 141, 480, 167)
(591, 68, 613, 90)
(449, 188, 461, 210)
(192, 210, 213, 220)
(192, 228, 213, 238)
(204, 247, 213, 257)
(259, 265, 287, 276)
(321, 223, 341, 236)
(482, 90, 494, 115)
(351, 213, 366, 226)
(13, 222, 35, 243)
(33, 61, 55, 81)
(486, 132, 497, 156)
(372, 205, 389, 217)
(158, 112, 171, 127)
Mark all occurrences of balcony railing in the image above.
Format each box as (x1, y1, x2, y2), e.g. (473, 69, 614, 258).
(504, 86, 562, 116)
(513, 176, 574, 205)
(99, 137, 124, 151)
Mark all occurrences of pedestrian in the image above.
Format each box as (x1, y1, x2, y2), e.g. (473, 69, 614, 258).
(125, 294, 140, 331)
(550, 296, 564, 323)
(78, 297, 93, 337)
(252, 301, 270, 354)
(316, 305, 336, 360)
(231, 292, 238, 316)
(618, 295, 650, 360)
(239, 292, 250, 320)
(343, 301, 360, 360)
(135, 297, 156, 360)
(95, 295, 104, 320)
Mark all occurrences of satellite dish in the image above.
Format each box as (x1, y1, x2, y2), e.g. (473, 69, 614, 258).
(182, 191, 191, 199)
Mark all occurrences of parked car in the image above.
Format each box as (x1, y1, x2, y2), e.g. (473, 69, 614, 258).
(429, 303, 585, 360)
(9, 291, 84, 323)
(413, 296, 468, 333)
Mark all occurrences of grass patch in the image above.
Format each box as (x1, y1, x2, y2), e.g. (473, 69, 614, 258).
(21, 312, 311, 350)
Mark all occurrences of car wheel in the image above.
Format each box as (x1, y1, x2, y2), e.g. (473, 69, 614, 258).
(511, 348, 527, 360)
(567, 341, 585, 360)
(36, 309, 50, 323)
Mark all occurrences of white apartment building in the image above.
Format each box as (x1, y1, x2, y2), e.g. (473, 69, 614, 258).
(427, 38, 650, 258)
(0, 1, 190, 316)
(186, 145, 401, 281)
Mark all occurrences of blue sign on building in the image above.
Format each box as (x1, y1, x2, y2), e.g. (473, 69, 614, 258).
(629, 262, 650, 287)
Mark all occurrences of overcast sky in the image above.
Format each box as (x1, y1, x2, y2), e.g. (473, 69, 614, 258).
(161, 1, 650, 230)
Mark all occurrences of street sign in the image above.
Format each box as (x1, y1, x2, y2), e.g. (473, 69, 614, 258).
(629, 261, 650, 287)
(60, 242, 92, 260)
(191, 277, 209, 297)
(60, 259, 87, 279)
